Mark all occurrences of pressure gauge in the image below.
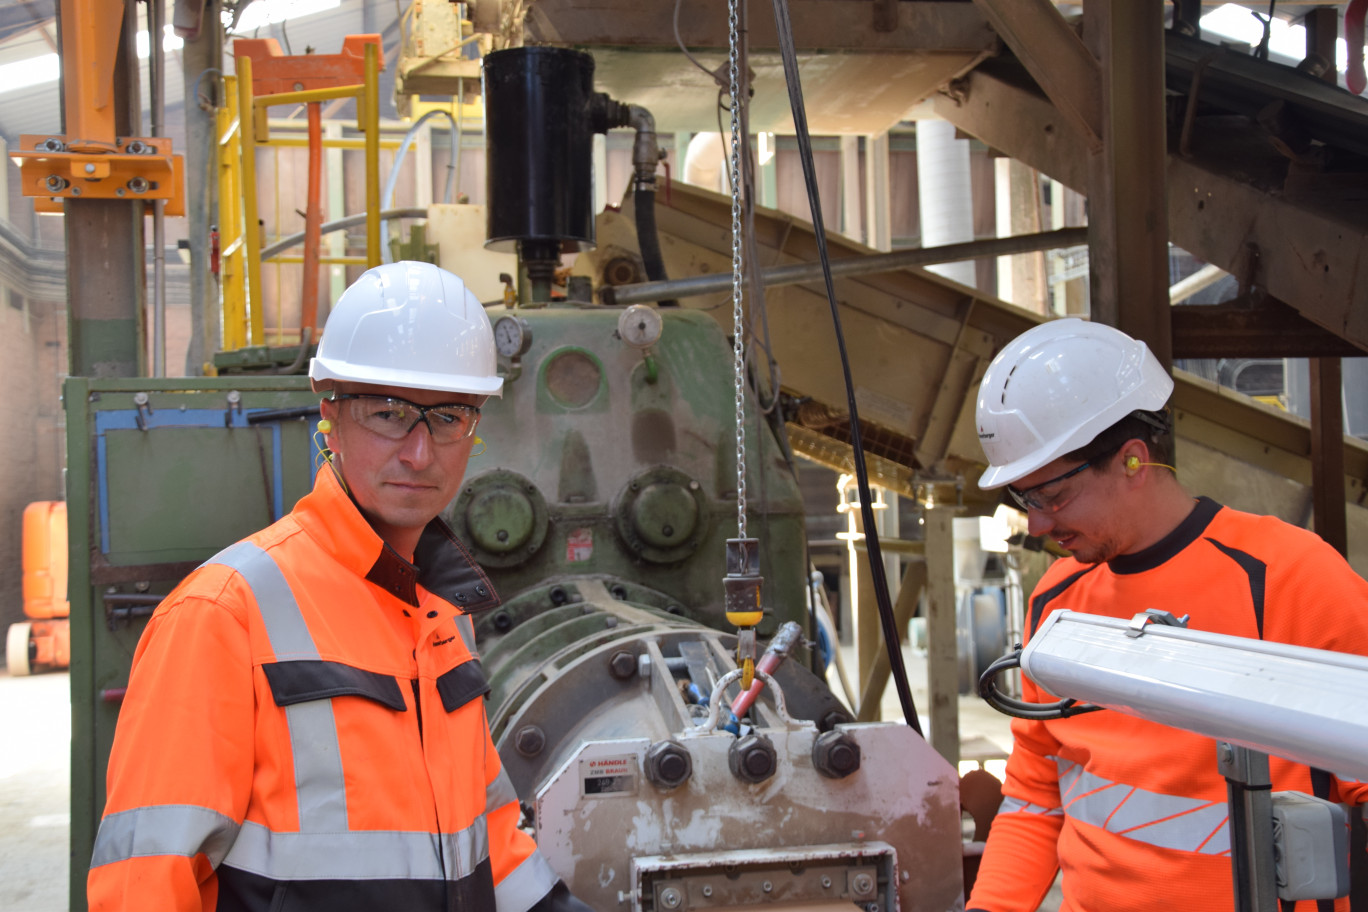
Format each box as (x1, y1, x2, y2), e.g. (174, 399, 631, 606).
(618, 304, 663, 349)
(493, 316, 532, 358)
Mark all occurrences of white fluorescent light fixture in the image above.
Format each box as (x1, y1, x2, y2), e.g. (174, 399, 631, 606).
(0, 26, 184, 98)
(1021, 609, 1368, 780)
(0, 53, 60, 96)
(232, 0, 344, 33)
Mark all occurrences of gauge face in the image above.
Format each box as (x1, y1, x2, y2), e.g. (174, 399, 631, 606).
(494, 316, 530, 357)
(618, 304, 663, 349)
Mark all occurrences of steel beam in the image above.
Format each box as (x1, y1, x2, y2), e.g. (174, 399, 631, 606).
(970, 0, 1100, 148)
(1171, 299, 1367, 359)
(924, 507, 958, 766)
(1311, 358, 1348, 554)
(1085, 0, 1171, 365)
(932, 64, 1368, 354)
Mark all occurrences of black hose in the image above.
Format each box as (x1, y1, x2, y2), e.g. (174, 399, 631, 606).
(977, 649, 1103, 721)
(634, 188, 677, 307)
(768, 0, 921, 735)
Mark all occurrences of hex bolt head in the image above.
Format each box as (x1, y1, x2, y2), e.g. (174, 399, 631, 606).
(492, 611, 513, 633)
(819, 709, 851, 732)
(44, 175, 68, 192)
(513, 725, 545, 757)
(608, 650, 636, 680)
(728, 733, 777, 783)
(812, 730, 862, 779)
(549, 585, 569, 606)
(658, 886, 683, 910)
(644, 740, 693, 790)
(851, 872, 875, 897)
(127, 176, 150, 193)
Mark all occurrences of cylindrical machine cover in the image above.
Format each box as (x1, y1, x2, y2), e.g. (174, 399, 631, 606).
(483, 47, 597, 253)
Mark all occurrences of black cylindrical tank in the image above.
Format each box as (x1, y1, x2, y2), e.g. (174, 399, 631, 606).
(483, 47, 597, 255)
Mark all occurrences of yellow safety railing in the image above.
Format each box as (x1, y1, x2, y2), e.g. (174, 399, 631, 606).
(219, 43, 382, 352)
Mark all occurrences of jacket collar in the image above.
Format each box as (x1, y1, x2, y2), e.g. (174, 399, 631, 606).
(293, 467, 501, 611)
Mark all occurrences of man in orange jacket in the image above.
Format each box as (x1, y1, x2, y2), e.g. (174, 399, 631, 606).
(967, 318, 1368, 912)
(90, 262, 593, 912)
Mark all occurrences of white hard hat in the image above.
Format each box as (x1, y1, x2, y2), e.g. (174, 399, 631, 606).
(975, 318, 1172, 489)
(309, 261, 503, 397)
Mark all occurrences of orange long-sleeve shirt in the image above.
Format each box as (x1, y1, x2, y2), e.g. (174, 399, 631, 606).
(969, 498, 1368, 912)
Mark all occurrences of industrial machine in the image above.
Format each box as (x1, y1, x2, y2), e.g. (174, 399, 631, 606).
(64, 31, 965, 912)
(6, 501, 71, 676)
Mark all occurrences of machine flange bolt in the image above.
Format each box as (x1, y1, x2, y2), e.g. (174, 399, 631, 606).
(658, 886, 683, 910)
(127, 176, 150, 193)
(608, 650, 637, 679)
(812, 730, 862, 779)
(728, 733, 777, 783)
(513, 725, 545, 757)
(45, 175, 68, 192)
(644, 740, 693, 790)
(851, 872, 875, 896)
(819, 709, 851, 732)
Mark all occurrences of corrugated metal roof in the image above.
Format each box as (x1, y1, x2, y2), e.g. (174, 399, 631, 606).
(0, 0, 396, 143)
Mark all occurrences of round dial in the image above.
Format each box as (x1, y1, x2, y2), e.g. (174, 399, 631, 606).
(493, 316, 531, 357)
(618, 304, 663, 349)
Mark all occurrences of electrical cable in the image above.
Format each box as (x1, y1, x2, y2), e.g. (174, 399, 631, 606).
(674, 0, 722, 81)
(978, 649, 1103, 721)
(767, 0, 923, 734)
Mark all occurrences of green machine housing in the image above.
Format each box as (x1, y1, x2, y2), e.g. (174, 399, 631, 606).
(65, 307, 866, 909)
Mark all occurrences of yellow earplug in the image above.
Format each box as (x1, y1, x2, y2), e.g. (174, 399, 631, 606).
(470, 436, 486, 457)
(1126, 455, 1139, 471)
(317, 419, 332, 434)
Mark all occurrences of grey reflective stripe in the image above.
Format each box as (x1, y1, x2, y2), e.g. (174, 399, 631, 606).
(456, 614, 478, 658)
(486, 768, 519, 813)
(90, 804, 240, 869)
(439, 814, 490, 881)
(208, 541, 346, 831)
(221, 818, 490, 882)
(286, 702, 348, 831)
(207, 541, 318, 660)
(494, 850, 560, 912)
(998, 796, 1063, 817)
(1056, 758, 1230, 855)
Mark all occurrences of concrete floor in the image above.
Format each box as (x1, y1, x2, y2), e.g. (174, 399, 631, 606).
(0, 646, 1060, 912)
(0, 668, 70, 912)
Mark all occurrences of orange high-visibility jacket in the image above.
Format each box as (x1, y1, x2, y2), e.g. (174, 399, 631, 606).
(969, 498, 1368, 912)
(90, 468, 582, 912)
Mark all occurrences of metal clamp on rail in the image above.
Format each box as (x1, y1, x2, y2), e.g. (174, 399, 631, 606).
(1126, 608, 1190, 638)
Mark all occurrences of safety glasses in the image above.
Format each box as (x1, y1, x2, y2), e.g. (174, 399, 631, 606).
(1006, 460, 1094, 514)
(334, 394, 480, 443)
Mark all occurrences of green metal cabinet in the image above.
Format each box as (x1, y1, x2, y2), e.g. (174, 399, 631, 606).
(66, 377, 318, 910)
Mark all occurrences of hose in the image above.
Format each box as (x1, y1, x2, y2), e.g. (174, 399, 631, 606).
(977, 649, 1103, 721)
(380, 109, 462, 262)
(768, 0, 922, 735)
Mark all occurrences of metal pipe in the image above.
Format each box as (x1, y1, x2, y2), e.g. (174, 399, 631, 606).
(260, 208, 428, 261)
(603, 227, 1090, 305)
(301, 102, 323, 334)
(151, 0, 166, 377)
(364, 43, 381, 267)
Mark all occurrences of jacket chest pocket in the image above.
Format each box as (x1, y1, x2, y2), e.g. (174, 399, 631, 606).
(262, 659, 407, 711)
(435, 659, 491, 712)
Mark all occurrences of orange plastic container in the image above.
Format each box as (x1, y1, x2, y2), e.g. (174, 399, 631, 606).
(22, 501, 68, 621)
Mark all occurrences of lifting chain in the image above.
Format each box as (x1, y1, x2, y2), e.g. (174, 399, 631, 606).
(723, 0, 762, 692)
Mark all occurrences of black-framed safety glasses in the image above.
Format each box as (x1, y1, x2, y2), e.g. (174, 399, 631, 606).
(333, 394, 480, 443)
(1006, 460, 1095, 514)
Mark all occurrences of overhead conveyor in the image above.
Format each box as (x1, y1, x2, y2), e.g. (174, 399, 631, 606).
(581, 180, 1368, 572)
